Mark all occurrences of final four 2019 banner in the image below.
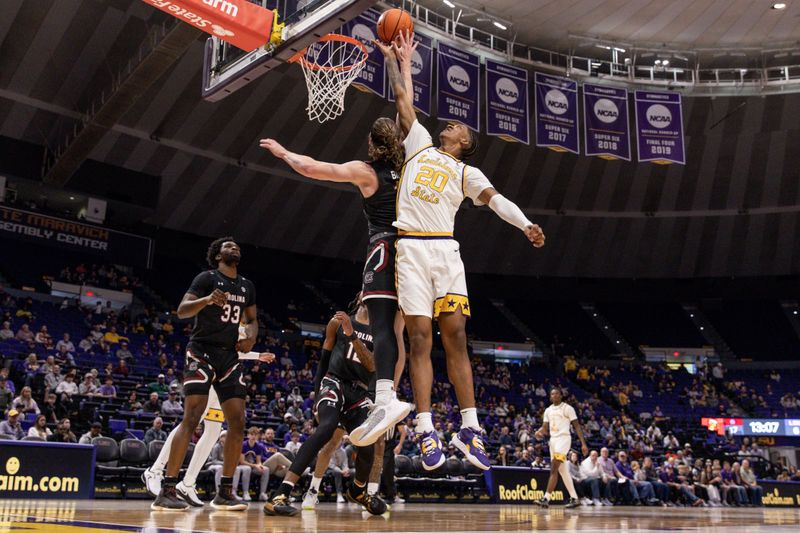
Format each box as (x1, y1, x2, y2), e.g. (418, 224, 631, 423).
(388, 32, 432, 115)
(583, 84, 630, 160)
(343, 9, 385, 97)
(634, 90, 685, 165)
(486, 59, 529, 144)
(534, 73, 579, 154)
(437, 42, 480, 131)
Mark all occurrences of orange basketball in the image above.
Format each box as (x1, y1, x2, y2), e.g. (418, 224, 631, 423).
(376, 8, 413, 44)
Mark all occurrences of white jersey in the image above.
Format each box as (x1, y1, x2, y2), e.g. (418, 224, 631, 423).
(395, 120, 493, 235)
(543, 402, 577, 439)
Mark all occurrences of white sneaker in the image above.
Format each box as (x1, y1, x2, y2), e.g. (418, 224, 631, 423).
(581, 497, 592, 506)
(349, 400, 413, 446)
(142, 468, 163, 498)
(176, 481, 204, 507)
(394, 496, 405, 504)
(336, 494, 345, 504)
(243, 492, 252, 502)
(593, 499, 601, 506)
(302, 489, 318, 510)
(259, 493, 270, 502)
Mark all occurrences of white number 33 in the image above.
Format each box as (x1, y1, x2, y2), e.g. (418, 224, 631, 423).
(220, 304, 241, 323)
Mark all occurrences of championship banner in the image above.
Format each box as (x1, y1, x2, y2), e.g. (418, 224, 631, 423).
(760, 481, 800, 507)
(388, 33, 433, 116)
(485, 59, 529, 144)
(484, 466, 567, 504)
(534, 73, 579, 154)
(141, 0, 273, 52)
(583, 84, 630, 160)
(0, 206, 154, 268)
(0, 441, 95, 499)
(437, 42, 480, 131)
(343, 9, 385, 97)
(634, 90, 686, 165)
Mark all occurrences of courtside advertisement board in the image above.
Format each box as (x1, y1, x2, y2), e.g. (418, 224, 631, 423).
(0, 441, 95, 499)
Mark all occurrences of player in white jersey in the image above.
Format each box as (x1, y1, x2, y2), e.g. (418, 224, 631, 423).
(534, 387, 589, 508)
(376, 33, 546, 471)
(143, 331, 274, 506)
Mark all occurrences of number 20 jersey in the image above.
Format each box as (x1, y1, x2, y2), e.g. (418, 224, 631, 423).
(186, 269, 256, 349)
(394, 120, 494, 235)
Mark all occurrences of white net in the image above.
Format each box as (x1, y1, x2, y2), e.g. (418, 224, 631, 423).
(295, 36, 368, 123)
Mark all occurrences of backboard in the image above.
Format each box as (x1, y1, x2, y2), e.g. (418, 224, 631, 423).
(202, 0, 378, 101)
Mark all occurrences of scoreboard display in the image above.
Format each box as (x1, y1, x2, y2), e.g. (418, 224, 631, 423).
(701, 417, 800, 437)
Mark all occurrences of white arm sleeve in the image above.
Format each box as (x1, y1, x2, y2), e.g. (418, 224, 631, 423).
(487, 194, 532, 231)
(403, 120, 433, 157)
(237, 351, 261, 361)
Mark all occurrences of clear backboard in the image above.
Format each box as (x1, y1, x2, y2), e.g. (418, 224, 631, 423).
(202, 0, 378, 101)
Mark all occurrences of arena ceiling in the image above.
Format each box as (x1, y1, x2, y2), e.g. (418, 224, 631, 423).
(3, 0, 800, 279)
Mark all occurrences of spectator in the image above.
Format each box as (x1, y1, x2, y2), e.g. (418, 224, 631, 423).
(144, 417, 168, 444)
(98, 377, 117, 399)
(739, 459, 762, 506)
(0, 369, 15, 396)
(142, 392, 162, 414)
(663, 431, 679, 450)
(161, 390, 183, 416)
(0, 409, 23, 440)
(23, 354, 41, 386)
(41, 393, 63, 423)
(578, 450, 604, 506)
(661, 462, 704, 507)
(285, 431, 302, 456)
(698, 462, 723, 507)
(496, 445, 510, 466)
(103, 326, 124, 345)
(12, 386, 40, 415)
(56, 372, 79, 402)
(327, 438, 351, 503)
(0, 321, 14, 340)
(27, 414, 52, 439)
(121, 391, 142, 412)
(78, 335, 94, 352)
(115, 342, 133, 363)
(48, 418, 77, 443)
(89, 324, 104, 343)
(79, 422, 103, 444)
(616, 451, 655, 504)
(598, 447, 622, 504)
(514, 449, 533, 467)
(646, 422, 662, 443)
(55, 333, 75, 353)
(34, 325, 51, 345)
(240, 427, 269, 502)
(78, 373, 99, 396)
(15, 324, 34, 342)
(0, 376, 14, 413)
(207, 431, 249, 498)
(642, 456, 671, 506)
(113, 359, 131, 377)
(41, 355, 57, 375)
(261, 427, 292, 479)
(147, 374, 169, 395)
(712, 363, 724, 380)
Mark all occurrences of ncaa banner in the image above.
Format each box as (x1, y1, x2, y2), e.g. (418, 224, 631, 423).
(583, 84, 630, 160)
(388, 33, 433, 115)
(485, 59, 529, 144)
(634, 91, 685, 165)
(534, 73, 579, 154)
(343, 9, 386, 97)
(437, 42, 480, 131)
(141, 0, 273, 52)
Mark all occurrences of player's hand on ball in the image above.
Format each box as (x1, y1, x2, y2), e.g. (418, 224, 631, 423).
(208, 289, 227, 307)
(334, 311, 354, 336)
(373, 39, 396, 59)
(258, 352, 276, 363)
(394, 30, 418, 64)
(524, 224, 546, 248)
(259, 138, 287, 158)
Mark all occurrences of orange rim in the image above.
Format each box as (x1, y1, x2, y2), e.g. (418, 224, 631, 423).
(288, 34, 369, 72)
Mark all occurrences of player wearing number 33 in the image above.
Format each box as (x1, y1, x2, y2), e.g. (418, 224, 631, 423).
(375, 32, 546, 472)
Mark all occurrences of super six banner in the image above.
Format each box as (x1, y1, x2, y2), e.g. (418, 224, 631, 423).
(437, 43, 480, 131)
(634, 90, 685, 164)
(486, 59, 529, 144)
(583, 84, 631, 160)
(388, 33, 433, 115)
(534, 73, 579, 153)
(343, 9, 386, 97)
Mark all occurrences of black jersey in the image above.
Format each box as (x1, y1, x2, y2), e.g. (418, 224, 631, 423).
(362, 160, 399, 236)
(186, 269, 256, 349)
(327, 316, 375, 388)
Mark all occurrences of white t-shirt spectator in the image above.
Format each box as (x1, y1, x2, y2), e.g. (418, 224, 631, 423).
(56, 338, 75, 353)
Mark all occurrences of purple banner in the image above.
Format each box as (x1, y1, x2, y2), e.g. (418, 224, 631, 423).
(436, 42, 480, 131)
(634, 90, 685, 165)
(534, 73, 579, 154)
(583, 84, 631, 161)
(388, 33, 432, 116)
(485, 59, 529, 144)
(342, 9, 385, 97)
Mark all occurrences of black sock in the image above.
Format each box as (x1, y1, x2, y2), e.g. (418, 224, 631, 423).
(351, 481, 366, 496)
(277, 482, 292, 498)
(220, 476, 233, 488)
(163, 476, 178, 488)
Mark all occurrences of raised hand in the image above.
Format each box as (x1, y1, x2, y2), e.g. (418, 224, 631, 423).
(259, 138, 288, 159)
(394, 30, 418, 64)
(333, 311, 354, 336)
(373, 39, 396, 60)
(524, 224, 546, 248)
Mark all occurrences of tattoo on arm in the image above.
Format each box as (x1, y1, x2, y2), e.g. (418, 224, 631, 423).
(351, 338, 375, 372)
(385, 55, 404, 95)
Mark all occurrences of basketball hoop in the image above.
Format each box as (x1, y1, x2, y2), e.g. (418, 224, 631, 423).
(289, 34, 369, 123)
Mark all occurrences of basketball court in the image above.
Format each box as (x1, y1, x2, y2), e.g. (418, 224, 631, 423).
(2, 500, 799, 532)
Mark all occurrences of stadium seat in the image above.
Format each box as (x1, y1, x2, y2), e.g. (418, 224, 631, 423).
(119, 438, 150, 499)
(148, 440, 165, 462)
(92, 436, 125, 498)
(125, 429, 145, 440)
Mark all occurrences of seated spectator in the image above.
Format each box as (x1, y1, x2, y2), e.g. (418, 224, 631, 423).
(121, 391, 142, 412)
(144, 417, 168, 444)
(161, 390, 183, 417)
(240, 427, 270, 502)
(0, 409, 23, 440)
(598, 447, 623, 504)
(495, 445, 511, 466)
(48, 418, 77, 443)
(23, 353, 41, 386)
(89, 324, 104, 343)
(15, 324, 34, 342)
(113, 359, 131, 377)
(103, 326, 125, 345)
(327, 438, 351, 503)
(41, 393, 63, 423)
(142, 392, 162, 414)
(616, 451, 655, 504)
(12, 386, 40, 415)
(661, 462, 704, 507)
(34, 325, 52, 345)
(698, 462, 723, 506)
(261, 428, 292, 478)
(642, 457, 670, 506)
(579, 450, 604, 506)
(55, 333, 75, 353)
(79, 421, 103, 444)
(0, 321, 14, 340)
(78, 373, 99, 397)
(663, 431, 679, 450)
(56, 372, 79, 402)
(207, 431, 249, 498)
(148, 374, 169, 395)
(531, 455, 547, 469)
(98, 377, 117, 399)
(27, 414, 52, 439)
(514, 449, 533, 467)
(0, 369, 16, 396)
(162, 320, 174, 335)
(78, 335, 94, 352)
(285, 431, 302, 456)
(115, 342, 133, 363)
(739, 460, 762, 506)
(0, 376, 13, 413)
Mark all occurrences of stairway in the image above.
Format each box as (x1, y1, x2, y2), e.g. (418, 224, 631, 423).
(681, 304, 736, 360)
(489, 298, 551, 356)
(580, 303, 640, 358)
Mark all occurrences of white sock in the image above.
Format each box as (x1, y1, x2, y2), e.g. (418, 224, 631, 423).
(310, 476, 322, 492)
(376, 379, 394, 405)
(558, 462, 578, 499)
(415, 412, 434, 433)
(368, 482, 379, 495)
(183, 420, 221, 486)
(460, 408, 480, 431)
(545, 491, 551, 501)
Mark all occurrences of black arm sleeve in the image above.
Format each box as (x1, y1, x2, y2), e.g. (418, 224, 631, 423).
(313, 349, 332, 396)
(186, 271, 213, 298)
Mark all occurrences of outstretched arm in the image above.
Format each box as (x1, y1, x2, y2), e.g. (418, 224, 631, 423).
(477, 187, 546, 248)
(375, 37, 416, 135)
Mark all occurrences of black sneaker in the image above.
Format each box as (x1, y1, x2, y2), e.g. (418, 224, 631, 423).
(565, 497, 581, 508)
(346, 486, 388, 515)
(532, 497, 549, 508)
(211, 487, 248, 511)
(151, 485, 189, 511)
(263, 493, 299, 517)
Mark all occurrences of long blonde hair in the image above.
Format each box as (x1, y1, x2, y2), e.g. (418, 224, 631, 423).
(367, 118, 404, 172)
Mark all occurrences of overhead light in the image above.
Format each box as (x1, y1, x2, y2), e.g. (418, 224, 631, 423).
(655, 59, 662, 66)
(772, 3, 787, 10)
(662, 59, 670, 66)
(596, 44, 611, 50)
(614, 47, 626, 53)
(443, 0, 456, 7)
(69, 196, 75, 200)
(493, 20, 507, 30)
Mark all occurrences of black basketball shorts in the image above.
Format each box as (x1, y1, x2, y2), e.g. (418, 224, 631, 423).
(362, 232, 398, 301)
(183, 342, 247, 402)
(315, 375, 372, 434)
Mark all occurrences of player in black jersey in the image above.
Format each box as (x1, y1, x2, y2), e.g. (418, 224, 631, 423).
(152, 237, 258, 512)
(260, 118, 413, 446)
(263, 295, 387, 517)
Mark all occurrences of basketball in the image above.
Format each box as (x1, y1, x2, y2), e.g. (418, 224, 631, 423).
(376, 8, 413, 44)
